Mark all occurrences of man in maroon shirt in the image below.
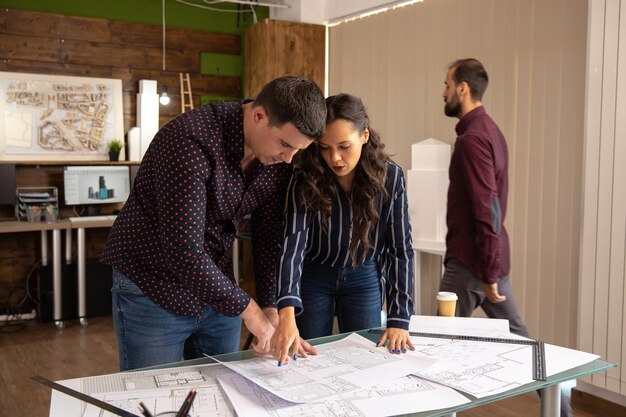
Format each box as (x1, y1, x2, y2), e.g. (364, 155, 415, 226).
(102, 76, 326, 371)
(439, 58, 528, 336)
(440, 58, 573, 417)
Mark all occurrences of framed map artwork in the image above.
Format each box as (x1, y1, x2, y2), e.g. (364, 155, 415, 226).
(0, 71, 124, 161)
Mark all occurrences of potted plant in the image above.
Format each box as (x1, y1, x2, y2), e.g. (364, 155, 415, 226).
(107, 139, 124, 161)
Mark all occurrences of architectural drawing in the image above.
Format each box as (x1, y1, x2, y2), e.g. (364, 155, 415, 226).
(50, 335, 432, 416)
(218, 372, 470, 417)
(0, 71, 124, 161)
(78, 363, 230, 395)
(84, 385, 234, 417)
(217, 333, 435, 403)
(409, 329, 599, 398)
(413, 335, 531, 397)
(51, 363, 235, 417)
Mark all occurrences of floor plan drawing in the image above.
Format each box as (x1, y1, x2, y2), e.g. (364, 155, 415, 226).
(408, 329, 599, 398)
(413, 336, 531, 397)
(83, 385, 235, 417)
(50, 363, 235, 417)
(216, 333, 436, 403)
(78, 363, 231, 394)
(218, 371, 470, 417)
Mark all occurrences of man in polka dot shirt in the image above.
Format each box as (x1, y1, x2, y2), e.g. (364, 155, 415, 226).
(102, 76, 326, 371)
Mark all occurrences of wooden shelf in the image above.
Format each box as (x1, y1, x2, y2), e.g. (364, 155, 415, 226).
(0, 161, 140, 166)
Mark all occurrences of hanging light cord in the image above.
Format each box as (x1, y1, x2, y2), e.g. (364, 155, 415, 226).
(162, 0, 166, 73)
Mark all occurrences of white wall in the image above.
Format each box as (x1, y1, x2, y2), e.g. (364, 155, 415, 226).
(328, 0, 588, 350)
(270, 0, 417, 24)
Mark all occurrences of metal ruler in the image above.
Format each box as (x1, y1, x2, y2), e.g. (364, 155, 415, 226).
(32, 375, 140, 417)
(368, 329, 547, 381)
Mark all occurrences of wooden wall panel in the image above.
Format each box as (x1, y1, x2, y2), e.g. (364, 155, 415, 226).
(0, 234, 38, 312)
(110, 21, 240, 55)
(0, 8, 242, 133)
(0, 8, 6, 29)
(5, 9, 112, 42)
(0, 34, 62, 62)
(0, 59, 114, 78)
(244, 19, 325, 98)
(0, 8, 243, 307)
(3, 9, 240, 54)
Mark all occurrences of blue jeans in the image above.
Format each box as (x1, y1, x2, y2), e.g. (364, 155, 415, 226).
(296, 259, 382, 339)
(111, 269, 241, 371)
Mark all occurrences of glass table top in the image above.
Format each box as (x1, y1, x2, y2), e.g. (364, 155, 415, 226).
(154, 330, 615, 417)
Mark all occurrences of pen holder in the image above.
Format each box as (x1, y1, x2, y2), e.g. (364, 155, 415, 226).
(43, 205, 58, 223)
(25, 205, 43, 223)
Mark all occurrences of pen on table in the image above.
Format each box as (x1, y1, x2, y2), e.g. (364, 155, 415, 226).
(138, 402, 154, 417)
(175, 386, 197, 417)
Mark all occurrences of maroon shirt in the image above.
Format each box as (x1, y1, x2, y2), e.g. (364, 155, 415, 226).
(101, 101, 292, 317)
(445, 106, 510, 284)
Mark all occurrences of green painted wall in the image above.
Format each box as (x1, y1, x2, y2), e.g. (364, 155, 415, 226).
(0, 0, 268, 34)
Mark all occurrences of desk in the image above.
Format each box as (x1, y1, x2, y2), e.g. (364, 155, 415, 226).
(413, 239, 446, 314)
(0, 218, 114, 329)
(0, 220, 71, 328)
(48, 329, 614, 417)
(68, 217, 115, 326)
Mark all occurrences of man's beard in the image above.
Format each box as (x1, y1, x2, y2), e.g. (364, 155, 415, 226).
(444, 97, 462, 118)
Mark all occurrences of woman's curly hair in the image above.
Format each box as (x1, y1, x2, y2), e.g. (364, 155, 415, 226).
(296, 93, 390, 266)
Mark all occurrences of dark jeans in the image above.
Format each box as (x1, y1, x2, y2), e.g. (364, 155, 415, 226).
(296, 259, 382, 339)
(111, 269, 241, 371)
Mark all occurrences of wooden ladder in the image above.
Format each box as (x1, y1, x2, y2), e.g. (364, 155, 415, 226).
(179, 73, 194, 113)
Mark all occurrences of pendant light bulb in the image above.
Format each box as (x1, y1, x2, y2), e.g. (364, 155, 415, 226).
(159, 85, 170, 106)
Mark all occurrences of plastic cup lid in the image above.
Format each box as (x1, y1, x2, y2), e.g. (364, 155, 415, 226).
(436, 291, 458, 301)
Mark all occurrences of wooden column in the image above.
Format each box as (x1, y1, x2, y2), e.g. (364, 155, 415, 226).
(243, 19, 325, 98)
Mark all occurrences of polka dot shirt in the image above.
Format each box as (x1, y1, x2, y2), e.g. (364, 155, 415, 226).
(101, 101, 292, 317)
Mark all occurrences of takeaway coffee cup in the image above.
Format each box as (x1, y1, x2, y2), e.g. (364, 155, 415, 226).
(436, 291, 458, 317)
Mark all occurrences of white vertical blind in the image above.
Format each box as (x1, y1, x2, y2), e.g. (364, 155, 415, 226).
(579, 0, 626, 398)
(328, 0, 587, 349)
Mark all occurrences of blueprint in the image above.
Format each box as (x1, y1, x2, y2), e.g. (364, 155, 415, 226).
(410, 332, 532, 397)
(84, 385, 234, 417)
(216, 333, 437, 403)
(218, 371, 470, 417)
(50, 363, 235, 417)
(408, 329, 600, 398)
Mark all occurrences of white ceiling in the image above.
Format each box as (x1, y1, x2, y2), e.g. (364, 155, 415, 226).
(269, 0, 416, 25)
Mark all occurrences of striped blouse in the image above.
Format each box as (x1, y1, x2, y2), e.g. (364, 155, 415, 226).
(276, 161, 414, 329)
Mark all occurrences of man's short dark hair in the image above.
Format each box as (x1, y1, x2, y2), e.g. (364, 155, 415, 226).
(253, 76, 326, 141)
(448, 58, 489, 101)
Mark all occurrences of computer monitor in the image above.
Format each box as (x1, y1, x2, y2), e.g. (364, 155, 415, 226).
(63, 166, 130, 207)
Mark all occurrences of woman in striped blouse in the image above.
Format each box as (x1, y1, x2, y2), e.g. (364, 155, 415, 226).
(270, 93, 415, 365)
